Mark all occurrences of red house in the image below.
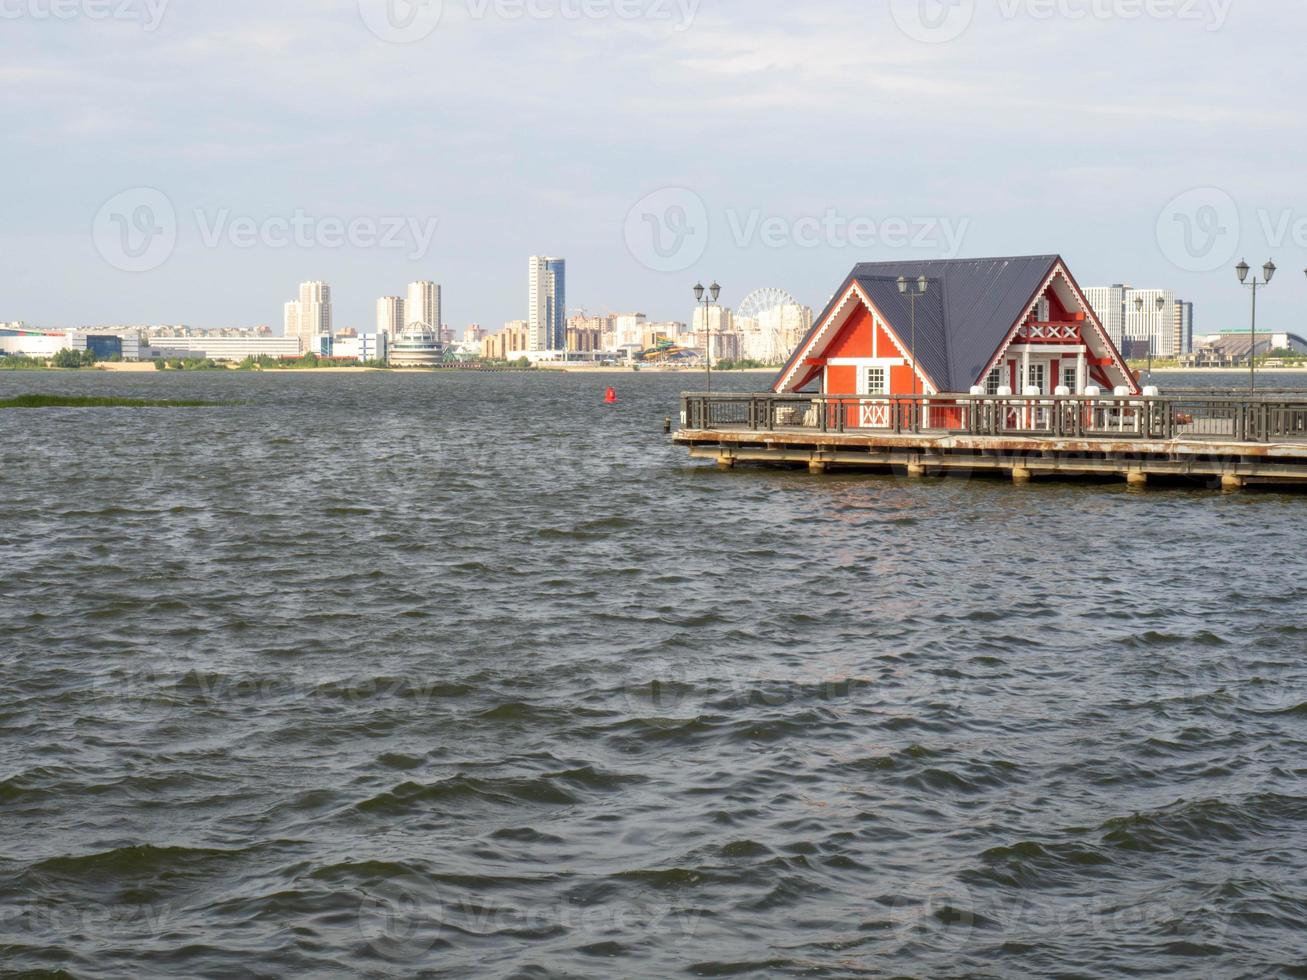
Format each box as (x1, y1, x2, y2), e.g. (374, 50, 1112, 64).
(773, 255, 1136, 402)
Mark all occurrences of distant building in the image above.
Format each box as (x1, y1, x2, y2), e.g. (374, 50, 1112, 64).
(1085, 284, 1193, 357)
(406, 281, 441, 333)
(566, 326, 602, 352)
(284, 282, 331, 353)
(138, 335, 304, 361)
(1084, 285, 1128, 347)
(376, 296, 405, 338)
(390, 326, 444, 367)
(464, 324, 486, 344)
(611, 313, 648, 350)
(1121, 288, 1178, 357)
(1175, 300, 1194, 356)
(528, 256, 566, 350)
(482, 322, 531, 360)
(1182, 331, 1307, 367)
(333, 333, 389, 363)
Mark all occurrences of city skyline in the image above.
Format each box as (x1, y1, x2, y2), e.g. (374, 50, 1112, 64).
(4, 4, 1307, 335)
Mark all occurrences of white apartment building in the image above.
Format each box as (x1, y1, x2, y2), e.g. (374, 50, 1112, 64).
(284, 282, 332, 352)
(406, 281, 441, 333)
(377, 296, 405, 338)
(1122, 288, 1178, 357)
(691, 304, 733, 339)
(1084, 286, 1128, 347)
(610, 313, 648, 350)
(1086, 284, 1191, 357)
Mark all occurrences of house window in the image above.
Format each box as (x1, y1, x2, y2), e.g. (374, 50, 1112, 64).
(862, 366, 888, 395)
(1027, 363, 1046, 394)
(1062, 366, 1078, 393)
(985, 367, 1003, 395)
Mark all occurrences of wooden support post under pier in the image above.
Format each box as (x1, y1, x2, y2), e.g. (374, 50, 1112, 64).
(1126, 470, 1148, 488)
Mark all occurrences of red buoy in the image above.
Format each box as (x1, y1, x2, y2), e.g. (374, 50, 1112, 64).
(604, 387, 618, 404)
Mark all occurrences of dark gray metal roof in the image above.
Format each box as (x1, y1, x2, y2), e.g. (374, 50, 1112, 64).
(778, 255, 1061, 392)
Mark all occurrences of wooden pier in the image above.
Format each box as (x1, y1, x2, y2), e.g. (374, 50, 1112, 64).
(674, 392, 1307, 489)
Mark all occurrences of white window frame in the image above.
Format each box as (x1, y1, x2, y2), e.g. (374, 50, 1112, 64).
(1062, 366, 1078, 393)
(1027, 363, 1047, 395)
(985, 367, 1003, 395)
(860, 365, 889, 396)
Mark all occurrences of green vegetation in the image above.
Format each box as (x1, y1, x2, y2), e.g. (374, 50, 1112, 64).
(713, 358, 773, 371)
(50, 349, 98, 369)
(153, 357, 225, 371)
(0, 350, 101, 370)
(234, 353, 384, 370)
(0, 355, 51, 371)
(0, 394, 218, 409)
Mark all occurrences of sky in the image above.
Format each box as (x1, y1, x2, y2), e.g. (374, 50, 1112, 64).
(3, 0, 1306, 335)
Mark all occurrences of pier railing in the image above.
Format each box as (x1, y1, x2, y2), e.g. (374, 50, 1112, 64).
(680, 392, 1307, 444)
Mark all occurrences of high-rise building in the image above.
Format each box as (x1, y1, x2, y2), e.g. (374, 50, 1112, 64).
(284, 301, 300, 340)
(406, 281, 441, 333)
(283, 282, 331, 352)
(1121, 288, 1178, 357)
(611, 313, 648, 350)
(1084, 285, 1129, 347)
(1174, 300, 1194, 356)
(1086, 284, 1190, 357)
(377, 296, 405, 338)
(299, 282, 331, 350)
(528, 256, 566, 351)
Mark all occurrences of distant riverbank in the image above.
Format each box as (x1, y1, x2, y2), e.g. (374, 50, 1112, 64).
(78, 362, 781, 376)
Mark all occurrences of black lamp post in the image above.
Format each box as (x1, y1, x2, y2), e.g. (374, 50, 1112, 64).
(1133, 294, 1168, 386)
(897, 275, 928, 398)
(694, 281, 721, 392)
(1237, 259, 1276, 392)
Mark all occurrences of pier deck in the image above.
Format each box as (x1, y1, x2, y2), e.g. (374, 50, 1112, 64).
(674, 392, 1307, 488)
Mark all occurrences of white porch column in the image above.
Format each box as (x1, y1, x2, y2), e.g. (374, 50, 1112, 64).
(1076, 351, 1087, 394)
(1021, 349, 1031, 392)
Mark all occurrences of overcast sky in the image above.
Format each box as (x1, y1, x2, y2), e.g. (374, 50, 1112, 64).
(3, 0, 1305, 334)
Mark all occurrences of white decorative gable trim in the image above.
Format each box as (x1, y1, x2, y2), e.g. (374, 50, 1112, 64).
(980, 261, 1135, 392)
(775, 281, 936, 394)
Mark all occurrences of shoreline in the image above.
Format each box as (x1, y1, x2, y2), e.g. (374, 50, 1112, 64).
(4, 363, 782, 376)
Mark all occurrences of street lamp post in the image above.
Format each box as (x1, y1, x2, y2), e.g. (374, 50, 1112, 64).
(1134, 294, 1168, 386)
(694, 281, 722, 393)
(897, 275, 928, 401)
(1236, 259, 1276, 393)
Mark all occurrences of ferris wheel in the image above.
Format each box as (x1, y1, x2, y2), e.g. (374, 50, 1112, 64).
(737, 288, 799, 323)
(736, 288, 801, 364)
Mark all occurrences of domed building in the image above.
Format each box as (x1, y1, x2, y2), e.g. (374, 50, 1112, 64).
(389, 325, 444, 368)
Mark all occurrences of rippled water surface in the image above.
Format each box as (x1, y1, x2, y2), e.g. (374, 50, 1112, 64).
(3, 370, 1307, 978)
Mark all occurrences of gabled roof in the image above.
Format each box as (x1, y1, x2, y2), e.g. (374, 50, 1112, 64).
(776, 255, 1063, 393)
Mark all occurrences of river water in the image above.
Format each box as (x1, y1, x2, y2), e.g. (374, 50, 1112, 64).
(2, 370, 1306, 978)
